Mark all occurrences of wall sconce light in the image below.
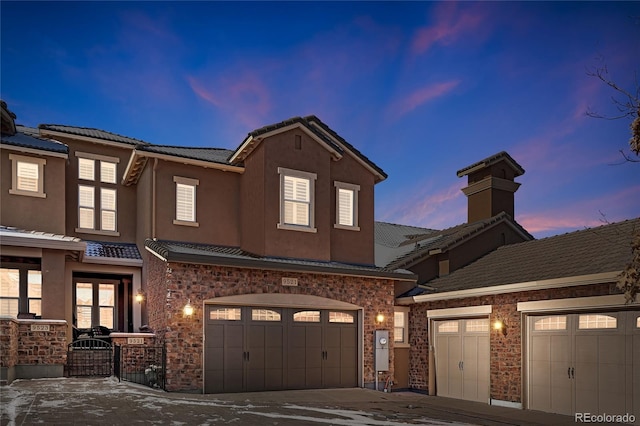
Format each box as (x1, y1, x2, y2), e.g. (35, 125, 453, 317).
(183, 299, 194, 317)
(135, 290, 144, 304)
(493, 319, 506, 335)
(376, 313, 385, 323)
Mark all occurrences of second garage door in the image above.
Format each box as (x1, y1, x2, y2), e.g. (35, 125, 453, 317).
(205, 306, 358, 393)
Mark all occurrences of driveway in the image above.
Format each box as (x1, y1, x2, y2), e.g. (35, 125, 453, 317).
(1, 377, 580, 426)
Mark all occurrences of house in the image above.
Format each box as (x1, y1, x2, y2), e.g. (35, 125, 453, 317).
(397, 216, 640, 418)
(0, 102, 416, 392)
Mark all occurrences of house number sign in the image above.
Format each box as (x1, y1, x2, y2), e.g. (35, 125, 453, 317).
(31, 324, 50, 332)
(282, 277, 298, 287)
(127, 338, 145, 345)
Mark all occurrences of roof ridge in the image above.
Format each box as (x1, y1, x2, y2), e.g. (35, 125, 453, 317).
(39, 123, 150, 144)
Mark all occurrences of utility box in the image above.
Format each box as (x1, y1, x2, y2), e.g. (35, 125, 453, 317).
(374, 330, 389, 372)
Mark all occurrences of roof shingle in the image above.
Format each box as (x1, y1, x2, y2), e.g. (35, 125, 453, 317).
(39, 124, 150, 146)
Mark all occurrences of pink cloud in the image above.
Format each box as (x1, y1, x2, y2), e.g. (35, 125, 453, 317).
(411, 2, 489, 56)
(518, 185, 640, 237)
(388, 80, 460, 120)
(187, 71, 272, 129)
(379, 179, 466, 229)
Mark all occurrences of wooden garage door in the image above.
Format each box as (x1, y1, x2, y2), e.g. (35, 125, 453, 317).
(528, 311, 639, 417)
(205, 306, 357, 393)
(434, 318, 490, 403)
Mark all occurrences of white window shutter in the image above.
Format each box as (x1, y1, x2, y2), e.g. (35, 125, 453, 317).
(16, 161, 39, 192)
(338, 188, 353, 226)
(78, 158, 95, 180)
(176, 183, 195, 222)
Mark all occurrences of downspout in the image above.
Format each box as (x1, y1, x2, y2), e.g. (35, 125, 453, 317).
(152, 158, 158, 239)
(428, 320, 436, 395)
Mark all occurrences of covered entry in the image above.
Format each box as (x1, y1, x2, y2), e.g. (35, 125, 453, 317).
(204, 294, 361, 393)
(527, 310, 640, 417)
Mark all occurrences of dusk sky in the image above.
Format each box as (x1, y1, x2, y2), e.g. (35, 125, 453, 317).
(2, 1, 638, 238)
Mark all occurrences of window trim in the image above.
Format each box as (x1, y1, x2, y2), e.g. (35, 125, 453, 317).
(73, 279, 118, 330)
(277, 167, 317, 233)
(173, 176, 199, 227)
(8, 154, 46, 198)
(394, 307, 410, 347)
(334, 181, 360, 231)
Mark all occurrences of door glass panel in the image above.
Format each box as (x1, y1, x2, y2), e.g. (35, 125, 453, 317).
(329, 312, 354, 323)
(252, 309, 281, 321)
(0, 299, 19, 317)
(293, 310, 320, 322)
(99, 307, 114, 328)
(578, 314, 617, 329)
(209, 307, 241, 320)
(437, 321, 458, 333)
(533, 316, 567, 330)
(76, 283, 93, 305)
(76, 306, 92, 328)
(465, 319, 489, 332)
(0, 269, 20, 297)
(637, 317, 640, 328)
(99, 284, 114, 306)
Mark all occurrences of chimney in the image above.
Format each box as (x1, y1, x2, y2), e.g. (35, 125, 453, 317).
(456, 151, 524, 223)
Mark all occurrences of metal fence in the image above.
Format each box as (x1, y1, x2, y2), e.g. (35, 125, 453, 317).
(66, 338, 113, 377)
(115, 344, 166, 390)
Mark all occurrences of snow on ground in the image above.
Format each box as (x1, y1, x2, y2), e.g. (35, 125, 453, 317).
(0, 378, 474, 426)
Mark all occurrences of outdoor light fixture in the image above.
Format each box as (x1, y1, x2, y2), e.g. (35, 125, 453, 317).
(493, 319, 506, 335)
(183, 299, 194, 317)
(135, 290, 144, 304)
(376, 313, 385, 323)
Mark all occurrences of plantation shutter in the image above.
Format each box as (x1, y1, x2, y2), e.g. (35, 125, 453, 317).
(16, 161, 39, 192)
(338, 188, 354, 226)
(283, 176, 310, 226)
(176, 183, 195, 222)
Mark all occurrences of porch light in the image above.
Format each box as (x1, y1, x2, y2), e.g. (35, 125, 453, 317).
(183, 299, 194, 317)
(135, 290, 144, 304)
(493, 319, 505, 333)
(376, 313, 385, 323)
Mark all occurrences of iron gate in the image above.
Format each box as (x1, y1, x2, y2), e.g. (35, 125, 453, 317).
(66, 338, 113, 376)
(115, 344, 166, 390)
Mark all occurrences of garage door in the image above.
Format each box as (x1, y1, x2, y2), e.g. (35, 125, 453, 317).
(434, 318, 490, 403)
(205, 306, 358, 393)
(527, 311, 640, 417)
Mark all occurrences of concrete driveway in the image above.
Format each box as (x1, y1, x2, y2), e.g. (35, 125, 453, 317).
(1, 377, 585, 425)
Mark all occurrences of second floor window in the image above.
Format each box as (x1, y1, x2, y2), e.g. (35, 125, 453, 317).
(334, 181, 360, 230)
(9, 154, 46, 198)
(75, 152, 119, 235)
(173, 176, 199, 226)
(277, 167, 316, 232)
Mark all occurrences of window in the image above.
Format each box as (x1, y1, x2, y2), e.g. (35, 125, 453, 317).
(293, 310, 320, 322)
(437, 321, 459, 333)
(0, 267, 41, 318)
(578, 314, 617, 329)
(173, 177, 199, 226)
(329, 312, 354, 323)
(75, 281, 115, 329)
(334, 182, 360, 230)
(277, 167, 317, 232)
(465, 319, 489, 332)
(9, 154, 46, 198)
(533, 316, 567, 331)
(209, 307, 241, 321)
(394, 308, 409, 344)
(75, 152, 119, 235)
(252, 309, 281, 321)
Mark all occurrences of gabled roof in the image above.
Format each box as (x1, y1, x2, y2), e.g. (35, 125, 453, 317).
(1, 130, 68, 156)
(136, 145, 234, 165)
(39, 124, 150, 146)
(414, 217, 640, 296)
(145, 239, 416, 281)
(456, 151, 524, 178)
(379, 212, 533, 270)
(374, 222, 439, 267)
(229, 116, 387, 183)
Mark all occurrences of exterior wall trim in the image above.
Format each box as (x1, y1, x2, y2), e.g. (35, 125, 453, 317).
(204, 293, 362, 310)
(410, 271, 620, 303)
(82, 257, 144, 267)
(427, 305, 492, 318)
(0, 233, 86, 252)
(517, 294, 635, 312)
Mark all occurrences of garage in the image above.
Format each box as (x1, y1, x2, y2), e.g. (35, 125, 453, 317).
(433, 318, 490, 403)
(204, 303, 359, 393)
(527, 310, 640, 416)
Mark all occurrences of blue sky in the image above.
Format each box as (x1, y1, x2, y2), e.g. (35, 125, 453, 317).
(2, 1, 639, 238)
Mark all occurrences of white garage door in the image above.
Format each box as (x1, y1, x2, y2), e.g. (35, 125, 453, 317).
(527, 310, 640, 418)
(434, 318, 490, 403)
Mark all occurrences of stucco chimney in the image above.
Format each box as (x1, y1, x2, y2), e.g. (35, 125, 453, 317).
(456, 151, 524, 223)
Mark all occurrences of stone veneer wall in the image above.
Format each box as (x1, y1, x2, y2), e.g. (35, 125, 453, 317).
(146, 256, 397, 392)
(408, 282, 617, 402)
(0, 319, 67, 385)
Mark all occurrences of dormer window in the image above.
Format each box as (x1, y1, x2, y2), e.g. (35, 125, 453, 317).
(277, 167, 316, 233)
(334, 181, 360, 231)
